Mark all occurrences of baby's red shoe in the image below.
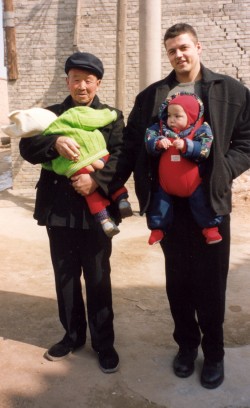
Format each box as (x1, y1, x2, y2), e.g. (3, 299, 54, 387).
(202, 227, 222, 244)
(148, 229, 164, 245)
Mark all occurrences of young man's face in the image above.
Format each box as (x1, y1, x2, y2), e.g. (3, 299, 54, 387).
(165, 33, 202, 81)
(66, 69, 101, 105)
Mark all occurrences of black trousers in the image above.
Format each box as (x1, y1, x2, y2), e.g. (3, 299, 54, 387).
(160, 197, 230, 362)
(46, 226, 114, 352)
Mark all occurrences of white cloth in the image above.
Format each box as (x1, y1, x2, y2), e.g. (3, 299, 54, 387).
(1, 108, 57, 138)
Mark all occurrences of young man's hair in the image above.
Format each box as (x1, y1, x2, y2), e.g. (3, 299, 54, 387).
(164, 23, 198, 44)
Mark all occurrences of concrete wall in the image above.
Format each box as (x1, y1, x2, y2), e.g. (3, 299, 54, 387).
(3, 0, 250, 191)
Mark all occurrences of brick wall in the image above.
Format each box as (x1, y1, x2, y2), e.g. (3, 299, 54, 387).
(4, 0, 250, 193)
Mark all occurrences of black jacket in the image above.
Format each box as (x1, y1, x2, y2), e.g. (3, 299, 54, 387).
(19, 95, 125, 228)
(123, 64, 250, 215)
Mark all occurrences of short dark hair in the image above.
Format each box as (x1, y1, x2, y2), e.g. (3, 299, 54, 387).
(164, 23, 198, 44)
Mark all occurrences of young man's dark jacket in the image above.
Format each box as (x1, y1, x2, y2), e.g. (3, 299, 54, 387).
(19, 95, 125, 228)
(123, 64, 250, 216)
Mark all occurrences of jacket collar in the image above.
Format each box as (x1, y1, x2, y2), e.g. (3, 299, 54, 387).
(152, 70, 177, 117)
(162, 64, 225, 85)
(152, 64, 225, 123)
(89, 95, 101, 108)
(152, 84, 170, 117)
(200, 64, 225, 84)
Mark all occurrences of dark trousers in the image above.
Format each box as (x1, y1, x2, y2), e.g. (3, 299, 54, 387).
(160, 197, 230, 362)
(46, 226, 114, 352)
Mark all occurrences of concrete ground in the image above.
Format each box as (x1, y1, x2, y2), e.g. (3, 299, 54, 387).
(0, 187, 250, 408)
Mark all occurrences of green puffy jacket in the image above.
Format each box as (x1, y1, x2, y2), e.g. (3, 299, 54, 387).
(42, 106, 117, 178)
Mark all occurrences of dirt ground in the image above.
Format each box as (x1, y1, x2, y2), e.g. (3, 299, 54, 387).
(0, 187, 250, 408)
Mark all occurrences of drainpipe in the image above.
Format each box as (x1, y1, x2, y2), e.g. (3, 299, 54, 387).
(3, 0, 18, 80)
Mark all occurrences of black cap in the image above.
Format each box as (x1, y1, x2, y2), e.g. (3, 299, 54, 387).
(65, 52, 104, 78)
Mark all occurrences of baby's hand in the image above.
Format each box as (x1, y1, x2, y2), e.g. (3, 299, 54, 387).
(157, 138, 172, 150)
(172, 138, 185, 150)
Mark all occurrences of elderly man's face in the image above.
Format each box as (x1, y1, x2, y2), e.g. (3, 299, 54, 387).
(66, 68, 101, 105)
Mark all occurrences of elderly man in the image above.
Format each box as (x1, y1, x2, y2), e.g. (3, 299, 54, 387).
(20, 52, 124, 373)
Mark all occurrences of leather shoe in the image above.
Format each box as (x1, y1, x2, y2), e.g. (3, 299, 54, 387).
(173, 348, 198, 378)
(201, 359, 224, 389)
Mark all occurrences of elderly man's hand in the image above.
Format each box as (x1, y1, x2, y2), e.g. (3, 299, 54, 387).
(71, 173, 98, 196)
(55, 136, 80, 161)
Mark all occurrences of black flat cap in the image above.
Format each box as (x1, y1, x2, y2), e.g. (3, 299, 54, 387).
(65, 52, 104, 78)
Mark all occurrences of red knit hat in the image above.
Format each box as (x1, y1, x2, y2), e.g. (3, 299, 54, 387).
(168, 95, 200, 126)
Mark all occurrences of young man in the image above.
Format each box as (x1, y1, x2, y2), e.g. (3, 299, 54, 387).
(19, 52, 124, 373)
(123, 23, 250, 388)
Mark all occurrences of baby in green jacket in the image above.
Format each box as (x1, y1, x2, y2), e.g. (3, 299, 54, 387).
(2, 106, 133, 237)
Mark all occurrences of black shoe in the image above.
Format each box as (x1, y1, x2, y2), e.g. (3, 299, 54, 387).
(173, 348, 198, 378)
(44, 339, 85, 362)
(97, 347, 119, 373)
(201, 359, 224, 389)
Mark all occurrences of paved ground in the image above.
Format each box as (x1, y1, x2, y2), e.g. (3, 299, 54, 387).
(0, 187, 250, 408)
